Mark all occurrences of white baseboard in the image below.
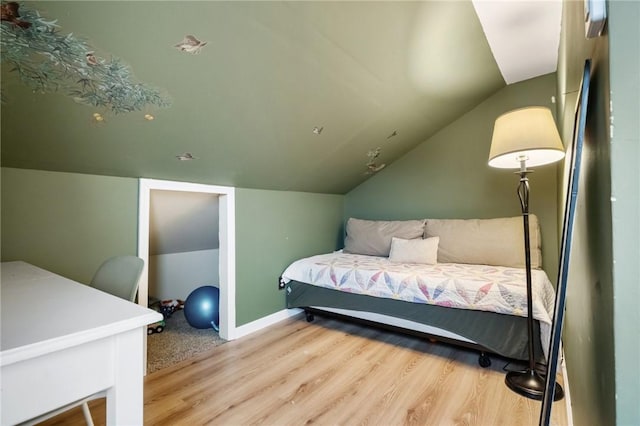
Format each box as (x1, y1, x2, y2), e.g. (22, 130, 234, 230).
(232, 308, 303, 340)
(561, 349, 574, 426)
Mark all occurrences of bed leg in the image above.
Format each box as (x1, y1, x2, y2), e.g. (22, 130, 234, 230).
(305, 310, 315, 322)
(478, 352, 492, 368)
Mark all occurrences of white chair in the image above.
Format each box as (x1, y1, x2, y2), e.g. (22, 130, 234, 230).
(23, 256, 144, 426)
(90, 255, 144, 303)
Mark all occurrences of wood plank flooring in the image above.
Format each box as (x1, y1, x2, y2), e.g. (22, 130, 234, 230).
(38, 314, 569, 426)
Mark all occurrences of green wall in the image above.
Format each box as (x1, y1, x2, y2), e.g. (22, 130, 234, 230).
(1, 167, 344, 328)
(235, 188, 344, 325)
(1, 167, 139, 283)
(608, 2, 639, 424)
(345, 73, 561, 280)
(561, 41, 615, 426)
(556, 1, 640, 425)
(556, 2, 614, 424)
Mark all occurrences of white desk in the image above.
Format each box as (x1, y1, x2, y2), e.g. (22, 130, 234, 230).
(0, 261, 162, 425)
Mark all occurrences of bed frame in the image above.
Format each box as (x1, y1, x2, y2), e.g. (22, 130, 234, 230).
(285, 280, 545, 368)
(281, 216, 553, 369)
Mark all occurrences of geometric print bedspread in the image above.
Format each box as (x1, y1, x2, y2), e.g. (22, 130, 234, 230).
(281, 251, 556, 358)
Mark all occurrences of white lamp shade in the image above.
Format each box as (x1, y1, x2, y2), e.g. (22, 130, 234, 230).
(488, 106, 565, 169)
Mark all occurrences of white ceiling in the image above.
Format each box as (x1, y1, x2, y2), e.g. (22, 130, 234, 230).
(472, 0, 562, 84)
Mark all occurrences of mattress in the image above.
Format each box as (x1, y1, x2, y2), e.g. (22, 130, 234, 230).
(281, 251, 555, 361)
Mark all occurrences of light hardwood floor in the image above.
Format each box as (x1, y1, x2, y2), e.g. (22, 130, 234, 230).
(39, 315, 568, 426)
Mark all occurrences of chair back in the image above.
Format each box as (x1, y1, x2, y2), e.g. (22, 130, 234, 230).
(90, 256, 144, 302)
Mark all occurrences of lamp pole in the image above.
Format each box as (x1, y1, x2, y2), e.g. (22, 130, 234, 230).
(517, 160, 536, 374)
(505, 159, 564, 401)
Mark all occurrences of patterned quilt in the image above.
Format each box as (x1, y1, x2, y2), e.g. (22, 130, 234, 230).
(281, 251, 556, 358)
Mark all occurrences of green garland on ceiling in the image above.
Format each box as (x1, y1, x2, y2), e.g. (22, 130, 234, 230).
(0, 2, 171, 113)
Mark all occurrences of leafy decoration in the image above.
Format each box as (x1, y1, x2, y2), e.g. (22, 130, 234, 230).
(0, 2, 171, 113)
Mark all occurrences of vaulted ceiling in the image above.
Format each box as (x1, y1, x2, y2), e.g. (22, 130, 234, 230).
(0, 1, 561, 194)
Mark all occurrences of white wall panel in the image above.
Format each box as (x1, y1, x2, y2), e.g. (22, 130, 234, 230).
(148, 249, 219, 301)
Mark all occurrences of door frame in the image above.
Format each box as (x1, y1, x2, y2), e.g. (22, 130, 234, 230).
(138, 178, 236, 340)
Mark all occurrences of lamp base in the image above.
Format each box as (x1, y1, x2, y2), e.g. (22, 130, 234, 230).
(505, 369, 564, 401)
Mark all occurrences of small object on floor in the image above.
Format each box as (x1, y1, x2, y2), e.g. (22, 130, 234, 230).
(184, 286, 219, 330)
(159, 298, 184, 319)
(148, 320, 166, 335)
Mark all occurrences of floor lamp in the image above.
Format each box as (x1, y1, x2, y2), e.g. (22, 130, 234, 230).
(488, 106, 565, 400)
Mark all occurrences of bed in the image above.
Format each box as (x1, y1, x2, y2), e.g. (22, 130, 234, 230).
(280, 216, 556, 367)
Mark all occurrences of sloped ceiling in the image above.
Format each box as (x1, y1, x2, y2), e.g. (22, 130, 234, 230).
(149, 190, 219, 256)
(0, 1, 560, 194)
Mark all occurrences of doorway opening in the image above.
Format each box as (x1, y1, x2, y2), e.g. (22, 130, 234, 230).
(138, 179, 236, 342)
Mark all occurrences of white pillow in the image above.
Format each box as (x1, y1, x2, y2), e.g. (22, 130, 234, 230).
(388, 237, 439, 264)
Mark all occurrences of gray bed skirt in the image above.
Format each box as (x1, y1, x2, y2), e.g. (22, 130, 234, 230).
(285, 280, 544, 362)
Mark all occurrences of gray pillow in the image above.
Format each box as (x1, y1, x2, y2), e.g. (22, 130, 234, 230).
(343, 218, 426, 257)
(423, 215, 542, 268)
